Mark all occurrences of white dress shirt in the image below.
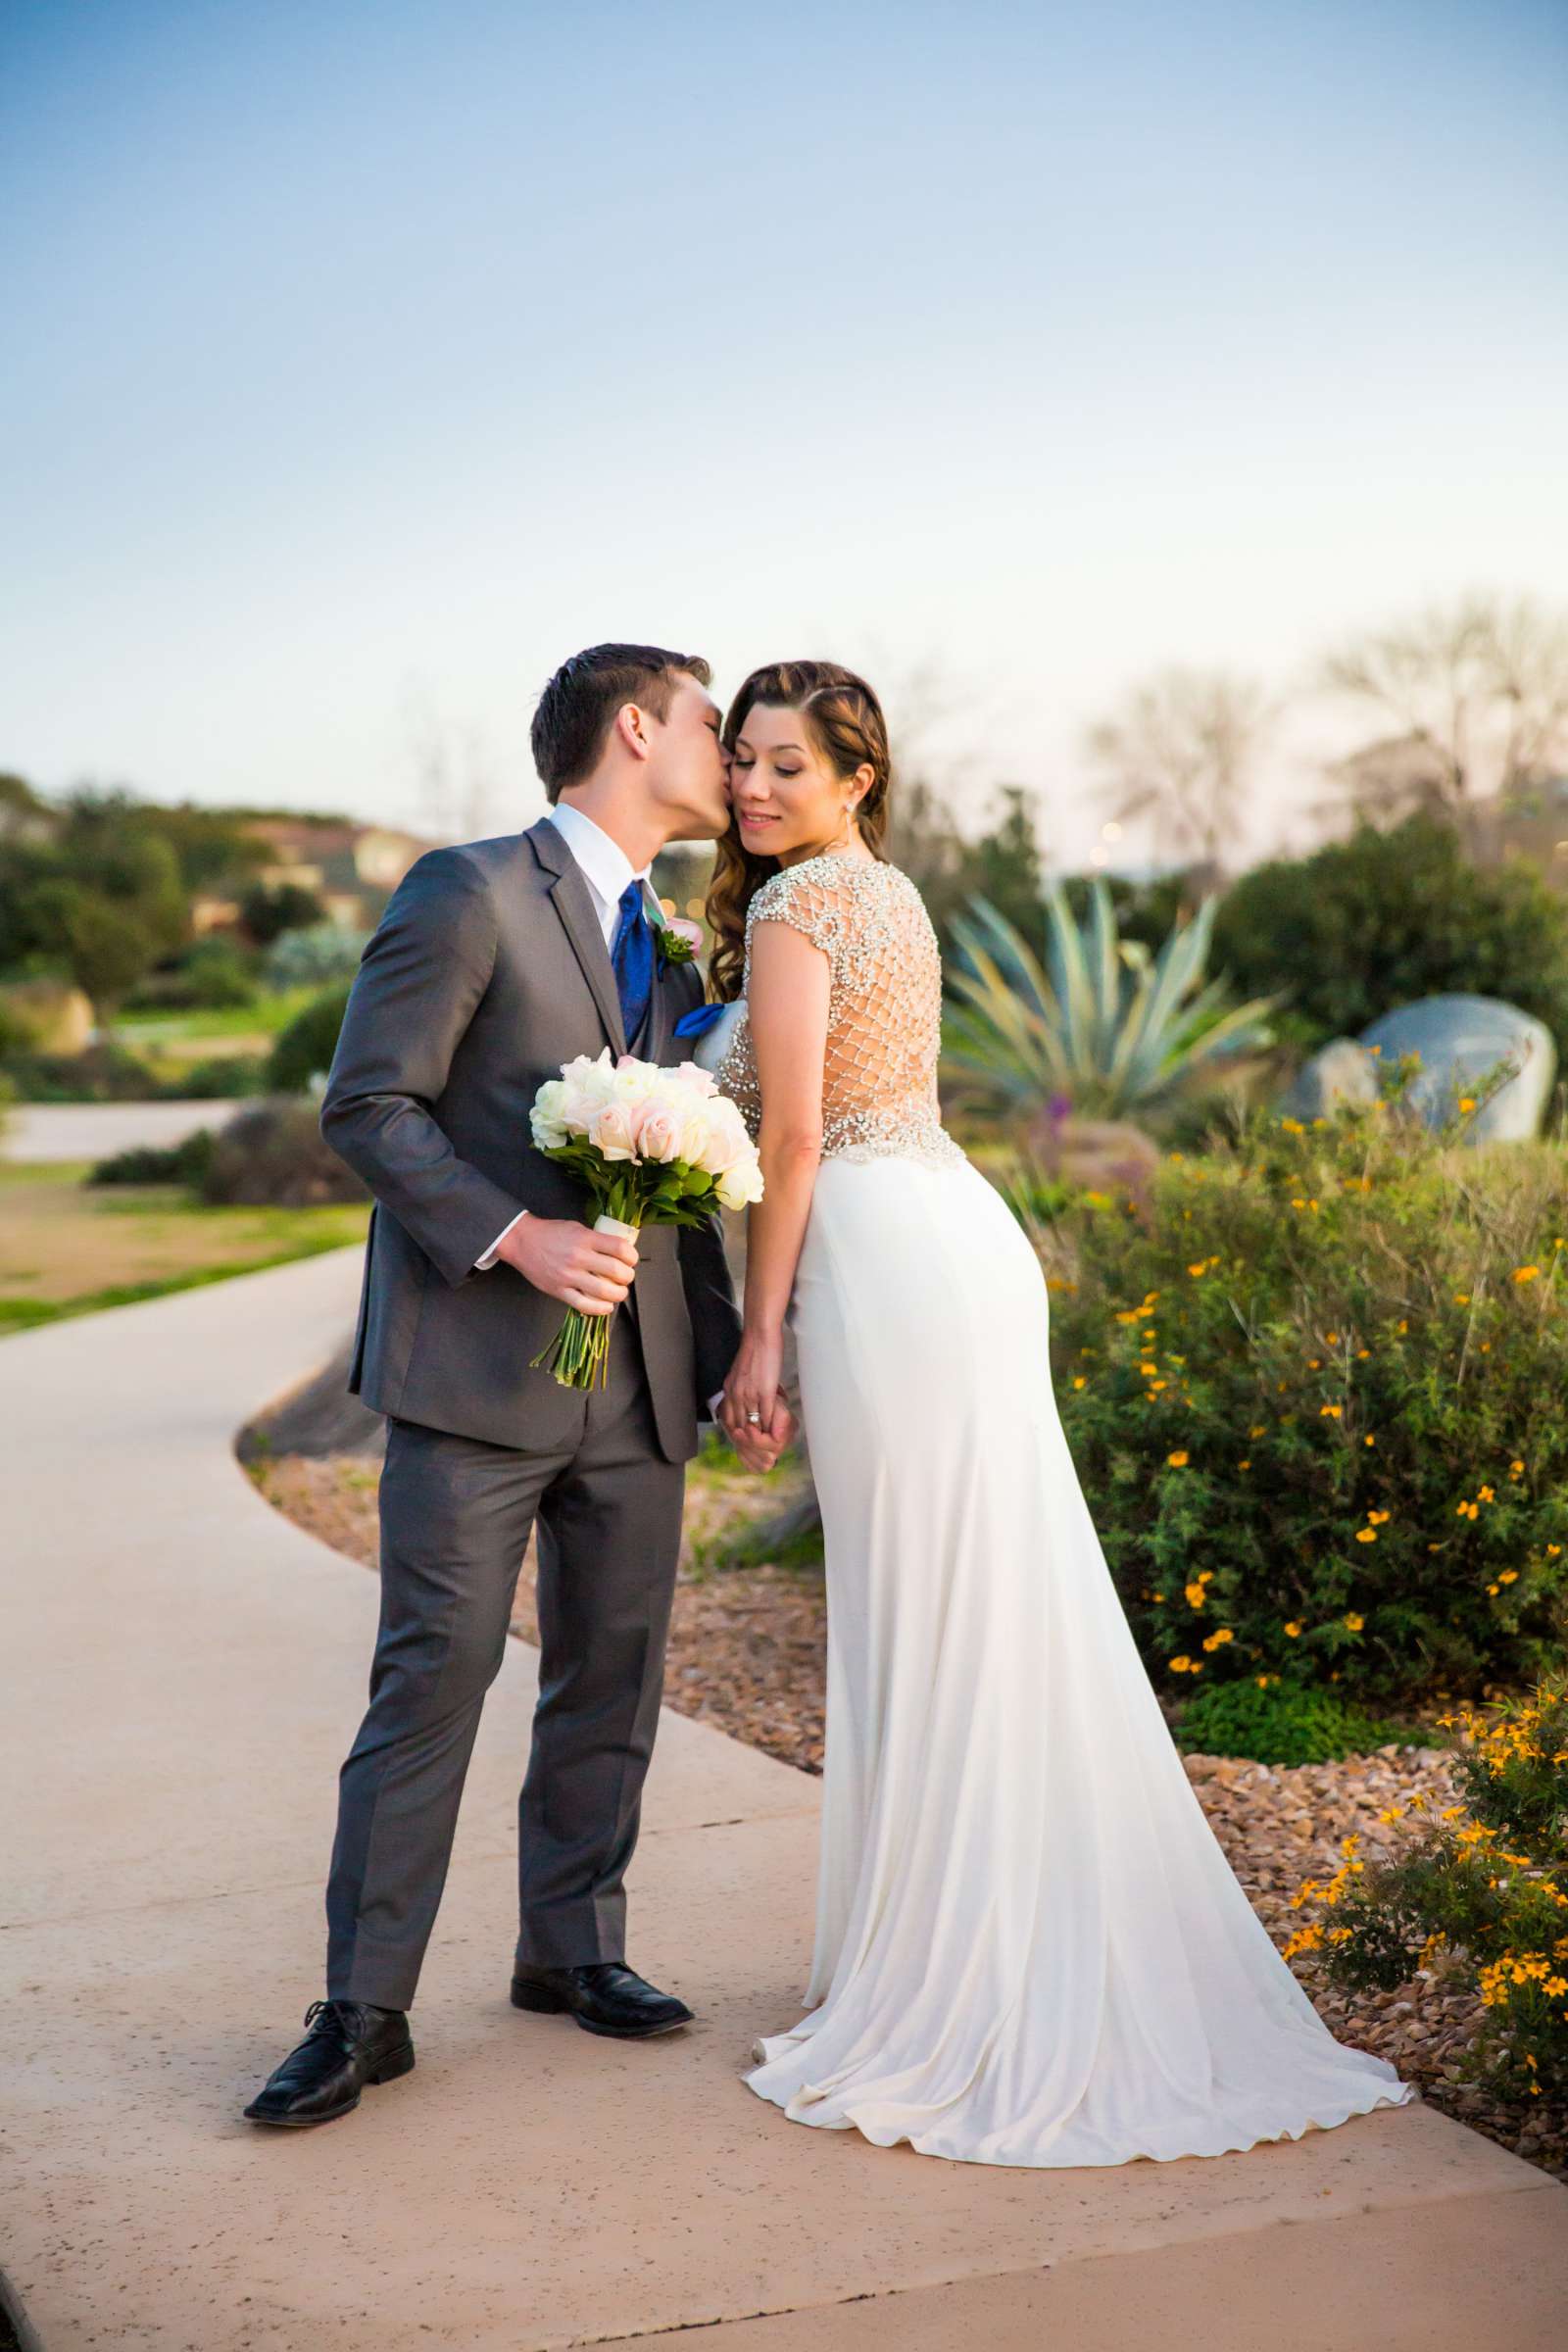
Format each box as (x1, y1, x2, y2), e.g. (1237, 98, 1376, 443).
(473, 803, 653, 1271)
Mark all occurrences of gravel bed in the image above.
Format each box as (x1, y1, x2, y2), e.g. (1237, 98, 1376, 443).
(256, 1449, 1564, 2180)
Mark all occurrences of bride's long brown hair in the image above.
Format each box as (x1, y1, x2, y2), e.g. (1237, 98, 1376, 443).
(706, 661, 893, 1004)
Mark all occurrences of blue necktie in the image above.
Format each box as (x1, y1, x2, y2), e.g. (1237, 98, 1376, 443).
(611, 879, 655, 1048)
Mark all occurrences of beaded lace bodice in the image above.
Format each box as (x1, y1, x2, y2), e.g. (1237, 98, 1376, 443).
(713, 853, 965, 1169)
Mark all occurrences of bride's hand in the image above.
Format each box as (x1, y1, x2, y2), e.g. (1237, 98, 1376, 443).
(721, 1329, 789, 1470)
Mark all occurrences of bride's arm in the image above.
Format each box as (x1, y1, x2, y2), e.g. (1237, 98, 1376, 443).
(720, 917, 831, 1450)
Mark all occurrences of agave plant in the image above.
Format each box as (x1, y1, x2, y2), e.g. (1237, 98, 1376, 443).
(944, 881, 1275, 1123)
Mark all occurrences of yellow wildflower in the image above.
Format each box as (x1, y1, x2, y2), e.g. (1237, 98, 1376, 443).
(1513, 1265, 1541, 1285)
(1167, 1449, 1190, 1467)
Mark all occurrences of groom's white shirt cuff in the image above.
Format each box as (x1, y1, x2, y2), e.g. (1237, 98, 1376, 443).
(474, 802, 652, 1275)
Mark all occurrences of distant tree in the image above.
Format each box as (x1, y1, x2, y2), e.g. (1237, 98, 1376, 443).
(1211, 812, 1568, 1058)
(22, 881, 158, 1010)
(891, 780, 1052, 962)
(1086, 669, 1274, 875)
(241, 880, 325, 946)
(1317, 591, 1568, 845)
(0, 772, 54, 843)
(130, 801, 270, 894)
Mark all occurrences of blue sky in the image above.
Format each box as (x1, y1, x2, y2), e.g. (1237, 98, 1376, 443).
(3, 0, 1565, 863)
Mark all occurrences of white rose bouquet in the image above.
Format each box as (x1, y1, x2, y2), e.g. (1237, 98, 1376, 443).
(528, 1048, 763, 1390)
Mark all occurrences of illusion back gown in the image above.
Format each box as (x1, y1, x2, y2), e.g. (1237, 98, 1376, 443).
(713, 850, 1411, 2168)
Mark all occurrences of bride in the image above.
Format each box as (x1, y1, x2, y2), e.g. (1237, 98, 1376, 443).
(704, 659, 1412, 2169)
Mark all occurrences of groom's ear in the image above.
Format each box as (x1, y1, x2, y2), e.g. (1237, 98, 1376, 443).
(614, 702, 656, 762)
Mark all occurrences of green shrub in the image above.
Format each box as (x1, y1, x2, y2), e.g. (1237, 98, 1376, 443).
(125, 939, 257, 1011)
(202, 1099, 367, 1206)
(1212, 814, 1568, 1059)
(1288, 1682, 1568, 2106)
(1044, 1083, 1568, 1704)
(264, 923, 369, 993)
(1175, 1679, 1423, 1765)
(0, 1043, 164, 1102)
(241, 881, 324, 947)
(171, 1052, 270, 1099)
(266, 984, 351, 1095)
(88, 1130, 218, 1189)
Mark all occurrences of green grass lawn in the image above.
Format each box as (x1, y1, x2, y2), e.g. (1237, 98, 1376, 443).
(0, 1159, 368, 1334)
(116, 989, 318, 1044)
(112, 989, 319, 1074)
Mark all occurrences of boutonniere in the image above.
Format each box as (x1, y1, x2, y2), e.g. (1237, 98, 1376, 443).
(653, 911, 704, 971)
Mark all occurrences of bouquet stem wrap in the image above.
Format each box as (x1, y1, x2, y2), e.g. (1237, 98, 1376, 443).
(526, 1049, 763, 1394)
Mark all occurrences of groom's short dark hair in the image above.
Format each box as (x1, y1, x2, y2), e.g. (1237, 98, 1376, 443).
(532, 643, 713, 801)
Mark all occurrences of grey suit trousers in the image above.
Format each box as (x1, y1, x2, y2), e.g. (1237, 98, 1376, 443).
(324, 1310, 685, 2009)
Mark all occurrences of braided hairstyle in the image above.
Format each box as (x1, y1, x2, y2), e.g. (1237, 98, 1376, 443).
(706, 661, 892, 1004)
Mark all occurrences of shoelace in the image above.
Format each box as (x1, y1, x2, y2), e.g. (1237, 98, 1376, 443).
(302, 1997, 355, 2035)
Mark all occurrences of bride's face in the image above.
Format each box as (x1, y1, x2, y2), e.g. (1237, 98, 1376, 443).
(727, 703, 870, 865)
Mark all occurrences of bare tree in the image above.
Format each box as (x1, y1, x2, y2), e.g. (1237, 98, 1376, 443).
(1085, 668, 1274, 876)
(399, 682, 508, 844)
(1317, 591, 1568, 846)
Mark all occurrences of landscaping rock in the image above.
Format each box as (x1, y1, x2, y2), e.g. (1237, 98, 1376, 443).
(1278, 1038, 1379, 1120)
(0, 978, 94, 1054)
(1359, 994, 1556, 1140)
(237, 1339, 385, 1462)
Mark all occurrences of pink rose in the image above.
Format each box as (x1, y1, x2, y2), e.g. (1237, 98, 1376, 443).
(590, 1102, 639, 1162)
(637, 1105, 683, 1162)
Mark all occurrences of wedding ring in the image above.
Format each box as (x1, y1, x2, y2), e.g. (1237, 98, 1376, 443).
(747, 1409, 762, 1425)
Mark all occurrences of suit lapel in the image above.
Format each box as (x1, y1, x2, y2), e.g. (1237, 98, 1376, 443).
(527, 818, 627, 1058)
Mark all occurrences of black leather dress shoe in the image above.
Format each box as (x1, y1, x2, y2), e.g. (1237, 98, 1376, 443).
(243, 1998, 415, 2128)
(510, 1960, 693, 2038)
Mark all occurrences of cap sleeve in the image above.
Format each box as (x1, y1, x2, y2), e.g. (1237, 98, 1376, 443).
(746, 861, 848, 969)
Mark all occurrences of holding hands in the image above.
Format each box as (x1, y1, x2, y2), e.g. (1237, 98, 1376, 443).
(720, 1326, 796, 1475)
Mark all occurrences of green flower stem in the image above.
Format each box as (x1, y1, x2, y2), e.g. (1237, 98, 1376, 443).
(529, 1187, 645, 1392)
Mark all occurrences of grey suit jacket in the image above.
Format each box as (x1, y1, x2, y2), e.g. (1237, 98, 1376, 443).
(319, 818, 742, 1463)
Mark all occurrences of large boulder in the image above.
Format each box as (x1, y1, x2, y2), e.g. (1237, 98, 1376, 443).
(1358, 994, 1556, 1141)
(236, 1337, 385, 1464)
(0, 978, 94, 1054)
(1279, 1038, 1380, 1121)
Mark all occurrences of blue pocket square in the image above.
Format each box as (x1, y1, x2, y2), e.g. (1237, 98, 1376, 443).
(674, 1002, 729, 1039)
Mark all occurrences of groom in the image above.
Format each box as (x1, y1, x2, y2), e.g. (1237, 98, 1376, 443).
(246, 645, 774, 2130)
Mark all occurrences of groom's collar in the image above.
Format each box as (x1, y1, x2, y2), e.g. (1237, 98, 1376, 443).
(546, 801, 652, 909)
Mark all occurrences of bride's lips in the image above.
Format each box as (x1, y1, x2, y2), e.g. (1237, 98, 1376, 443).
(736, 808, 779, 832)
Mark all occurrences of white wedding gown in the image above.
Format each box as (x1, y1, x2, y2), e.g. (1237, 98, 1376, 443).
(711, 851, 1412, 2169)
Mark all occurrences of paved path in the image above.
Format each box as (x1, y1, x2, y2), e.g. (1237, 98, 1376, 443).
(3, 1249, 1565, 2351)
(2, 1099, 244, 1164)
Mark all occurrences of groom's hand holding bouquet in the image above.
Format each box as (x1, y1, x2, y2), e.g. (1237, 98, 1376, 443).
(521, 1047, 763, 1394)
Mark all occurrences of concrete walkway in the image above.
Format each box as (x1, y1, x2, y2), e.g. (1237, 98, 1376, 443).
(2, 1099, 243, 1164)
(3, 1249, 1565, 2351)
